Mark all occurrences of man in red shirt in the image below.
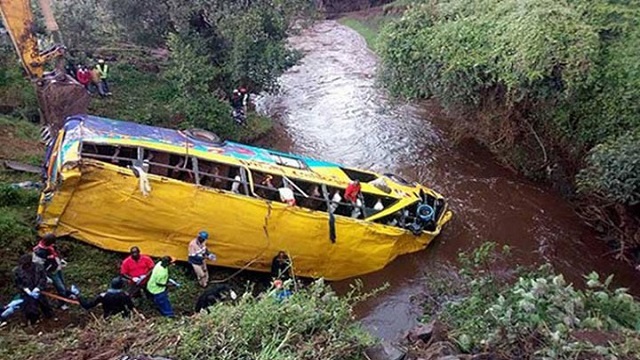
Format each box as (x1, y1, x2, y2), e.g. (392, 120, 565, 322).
(120, 247, 155, 297)
(344, 180, 363, 218)
(344, 180, 361, 203)
(75, 65, 91, 91)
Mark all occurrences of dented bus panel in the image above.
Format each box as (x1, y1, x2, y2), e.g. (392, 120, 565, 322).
(37, 115, 452, 280)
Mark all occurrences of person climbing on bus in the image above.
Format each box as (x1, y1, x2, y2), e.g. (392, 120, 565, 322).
(120, 246, 155, 298)
(278, 182, 296, 206)
(271, 251, 292, 280)
(74, 276, 134, 319)
(32, 233, 73, 307)
(14, 254, 54, 324)
(147, 256, 179, 317)
(188, 231, 216, 288)
(257, 174, 276, 199)
(344, 180, 362, 218)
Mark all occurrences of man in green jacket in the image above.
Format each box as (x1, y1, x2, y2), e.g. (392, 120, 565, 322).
(96, 59, 111, 96)
(146, 256, 179, 317)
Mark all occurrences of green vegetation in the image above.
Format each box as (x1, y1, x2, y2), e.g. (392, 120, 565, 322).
(0, 280, 373, 360)
(577, 129, 640, 206)
(375, 0, 640, 256)
(376, 0, 640, 168)
(338, 2, 407, 52)
(422, 243, 640, 359)
(338, 18, 385, 50)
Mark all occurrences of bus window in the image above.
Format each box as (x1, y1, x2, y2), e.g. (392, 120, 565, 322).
(251, 171, 281, 201)
(196, 159, 248, 195)
(81, 143, 138, 168)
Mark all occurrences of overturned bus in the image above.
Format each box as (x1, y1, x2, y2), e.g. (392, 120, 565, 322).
(37, 115, 452, 280)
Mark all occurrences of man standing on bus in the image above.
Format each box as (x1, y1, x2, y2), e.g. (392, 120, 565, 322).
(188, 231, 216, 287)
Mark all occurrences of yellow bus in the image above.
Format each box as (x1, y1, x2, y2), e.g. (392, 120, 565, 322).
(37, 115, 452, 280)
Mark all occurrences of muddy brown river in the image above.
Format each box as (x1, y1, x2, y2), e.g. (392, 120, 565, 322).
(258, 21, 639, 340)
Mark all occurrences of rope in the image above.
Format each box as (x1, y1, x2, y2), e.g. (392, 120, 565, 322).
(210, 201, 276, 284)
(41, 291, 79, 305)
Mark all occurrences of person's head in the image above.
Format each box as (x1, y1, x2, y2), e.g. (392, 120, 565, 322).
(130, 246, 141, 260)
(110, 276, 124, 290)
(160, 256, 175, 267)
(239, 87, 247, 94)
(18, 254, 33, 270)
(98, 59, 105, 64)
(353, 179, 360, 185)
(76, 64, 82, 69)
(42, 233, 57, 246)
(277, 251, 287, 261)
(233, 89, 239, 95)
(198, 230, 209, 243)
(273, 279, 283, 289)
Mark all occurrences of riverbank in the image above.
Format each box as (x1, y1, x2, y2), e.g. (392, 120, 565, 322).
(260, 16, 640, 357)
(370, 0, 640, 265)
(340, 2, 640, 266)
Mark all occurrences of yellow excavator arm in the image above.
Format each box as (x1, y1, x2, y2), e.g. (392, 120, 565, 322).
(0, 0, 64, 78)
(0, 0, 90, 135)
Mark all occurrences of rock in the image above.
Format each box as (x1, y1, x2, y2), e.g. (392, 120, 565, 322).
(407, 322, 435, 343)
(365, 340, 407, 360)
(470, 353, 495, 360)
(417, 341, 458, 360)
(407, 321, 448, 346)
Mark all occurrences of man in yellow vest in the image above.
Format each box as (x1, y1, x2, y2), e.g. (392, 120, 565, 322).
(96, 59, 111, 96)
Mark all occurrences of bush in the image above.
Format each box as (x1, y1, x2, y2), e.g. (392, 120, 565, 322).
(576, 130, 640, 205)
(377, 0, 598, 106)
(424, 243, 640, 358)
(377, 0, 640, 169)
(0, 208, 35, 253)
(0, 185, 40, 208)
(1, 280, 374, 360)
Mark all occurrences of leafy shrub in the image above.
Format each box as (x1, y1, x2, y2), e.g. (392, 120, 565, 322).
(378, 0, 598, 106)
(0, 185, 40, 208)
(1, 280, 374, 360)
(165, 32, 238, 138)
(0, 208, 35, 253)
(377, 0, 640, 175)
(577, 130, 640, 205)
(426, 243, 640, 358)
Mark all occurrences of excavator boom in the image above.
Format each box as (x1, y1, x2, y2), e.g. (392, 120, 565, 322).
(0, 0, 62, 77)
(0, 0, 89, 134)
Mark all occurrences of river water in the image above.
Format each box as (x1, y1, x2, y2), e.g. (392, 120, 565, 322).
(258, 21, 638, 341)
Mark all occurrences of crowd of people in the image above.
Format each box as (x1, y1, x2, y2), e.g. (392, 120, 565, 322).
(67, 56, 254, 127)
(65, 58, 111, 97)
(0, 230, 293, 327)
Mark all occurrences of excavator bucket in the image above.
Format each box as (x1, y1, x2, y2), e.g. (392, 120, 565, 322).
(35, 74, 90, 135)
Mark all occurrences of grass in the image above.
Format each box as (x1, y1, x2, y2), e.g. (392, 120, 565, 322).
(85, 62, 273, 142)
(87, 62, 177, 127)
(337, 2, 406, 53)
(338, 18, 383, 50)
(0, 280, 374, 360)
